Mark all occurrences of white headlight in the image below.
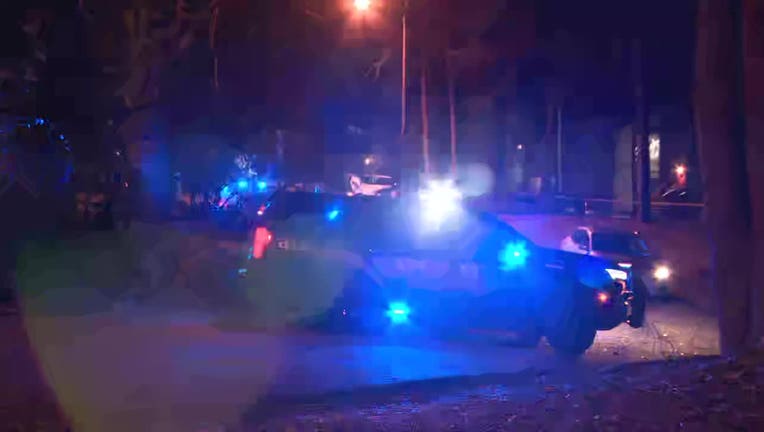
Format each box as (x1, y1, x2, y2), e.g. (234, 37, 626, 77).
(653, 265, 671, 280)
(418, 179, 462, 229)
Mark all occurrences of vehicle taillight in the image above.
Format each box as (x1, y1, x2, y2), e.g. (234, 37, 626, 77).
(257, 205, 266, 216)
(253, 227, 273, 259)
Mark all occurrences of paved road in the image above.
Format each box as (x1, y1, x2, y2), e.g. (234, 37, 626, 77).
(9, 300, 718, 432)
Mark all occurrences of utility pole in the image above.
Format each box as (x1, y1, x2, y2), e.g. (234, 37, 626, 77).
(401, 0, 408, 136)
(421, 63, 430, 175)
(556, 105, 563, 193)
(632, 38, 651, 222)
(447, 53, 457, 176)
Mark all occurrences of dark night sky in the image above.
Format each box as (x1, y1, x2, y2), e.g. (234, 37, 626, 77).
(537, 0, 697, 107)
(1, 0, 698, 136)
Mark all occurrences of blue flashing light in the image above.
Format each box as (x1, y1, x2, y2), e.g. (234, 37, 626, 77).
(220, 185, 232, 200)
(257, 181, 267, 191)
(498, 241, 529, 271)
(237, 179, 249, 190)
(59, 134, 65, 140)
(326, 209, 341, 221)
(386, 302, 411, 325)
(34, 118, 45, 126)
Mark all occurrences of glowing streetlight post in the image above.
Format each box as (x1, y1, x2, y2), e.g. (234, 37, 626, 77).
(354, 0, 371, 11)
(353, 0, 408, 137)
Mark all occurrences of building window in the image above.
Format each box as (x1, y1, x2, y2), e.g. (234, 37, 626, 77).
(649, 133, 660, 179)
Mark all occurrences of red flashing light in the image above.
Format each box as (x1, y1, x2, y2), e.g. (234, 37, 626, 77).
(253, 227, 272, 259)
(597, 292, 610, 304)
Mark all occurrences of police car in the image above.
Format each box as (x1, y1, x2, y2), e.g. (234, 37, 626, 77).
(249, 181, 645, 355)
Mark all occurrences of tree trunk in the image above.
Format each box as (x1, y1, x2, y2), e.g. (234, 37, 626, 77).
(631, 38, 651, 223)
(695, 0, 753, 356)
(743, 0, 764, 345)
(420, 62, 430, 175)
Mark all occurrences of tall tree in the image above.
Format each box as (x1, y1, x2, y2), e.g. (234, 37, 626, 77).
(694, 0, 764, 356)
(742, 0, 764, 348)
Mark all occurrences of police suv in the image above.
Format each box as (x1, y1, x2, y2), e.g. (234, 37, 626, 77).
(250, 180, 645, 355)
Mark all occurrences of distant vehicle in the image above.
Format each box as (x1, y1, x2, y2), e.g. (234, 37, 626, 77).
(348, 174, 397, 197)
(653, 186, 701, 219)
(248, 180, 645, 355)
(560, 226, 671, 297)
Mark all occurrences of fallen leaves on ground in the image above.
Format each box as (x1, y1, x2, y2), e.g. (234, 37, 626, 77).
(246, 354, 764, 432)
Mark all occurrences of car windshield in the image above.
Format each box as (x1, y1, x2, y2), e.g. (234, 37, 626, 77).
(592, 232, 650, 255)
(362, 176, 395, 185)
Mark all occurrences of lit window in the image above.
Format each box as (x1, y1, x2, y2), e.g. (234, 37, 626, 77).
(649, 133, 660, 179)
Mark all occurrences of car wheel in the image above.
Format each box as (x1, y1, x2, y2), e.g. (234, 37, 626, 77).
(546, 317, 596, 355)
(311, 271, 386, 334)
(544, 290, 596, 355)
(627, 277, 648, 328)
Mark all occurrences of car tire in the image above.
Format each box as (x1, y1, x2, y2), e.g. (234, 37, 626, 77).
(627, 277, 648, 328)
(546, 319, 597, 356)
(544, 289, 596, 355)
(311, 271, 386, 335)
(546, 317, 596, 355)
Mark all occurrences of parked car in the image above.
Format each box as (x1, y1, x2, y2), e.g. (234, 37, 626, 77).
(347, 174, 397, 197)
(560, 226, 672, 298)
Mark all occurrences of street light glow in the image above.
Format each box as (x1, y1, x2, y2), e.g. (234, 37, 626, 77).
(354, 0, 371, 11)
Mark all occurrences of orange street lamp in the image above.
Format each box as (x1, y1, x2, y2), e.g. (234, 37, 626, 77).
(354, 0, 371, 11)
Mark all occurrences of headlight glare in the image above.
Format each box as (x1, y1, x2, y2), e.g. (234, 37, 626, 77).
(654, 265, 671, 280)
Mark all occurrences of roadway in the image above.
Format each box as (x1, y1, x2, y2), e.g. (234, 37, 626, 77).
(2, 217, 717, 431)
(11, 299, 717, 432)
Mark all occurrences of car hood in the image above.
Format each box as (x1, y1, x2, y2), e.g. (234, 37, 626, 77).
(594, 251, 659, 268)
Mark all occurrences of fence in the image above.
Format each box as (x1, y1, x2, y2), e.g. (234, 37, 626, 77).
(470, 193, 705, 222)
